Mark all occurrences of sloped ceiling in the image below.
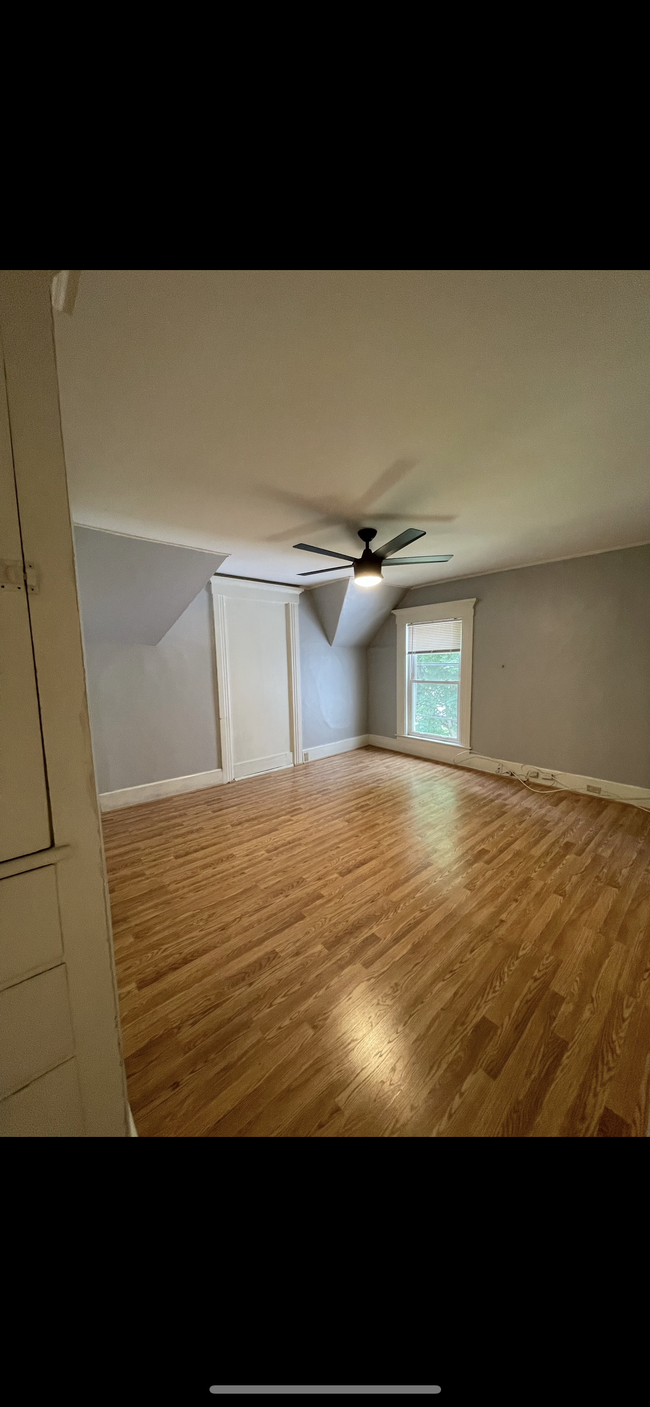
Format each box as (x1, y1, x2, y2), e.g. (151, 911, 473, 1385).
(310, 578, 350, 644)
(73, 526, 229, 645)
(54, 271, 650, 589)
(310, 579, 405, 647)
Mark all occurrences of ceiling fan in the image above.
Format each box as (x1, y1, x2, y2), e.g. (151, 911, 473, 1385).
(294, 528, 453, 588)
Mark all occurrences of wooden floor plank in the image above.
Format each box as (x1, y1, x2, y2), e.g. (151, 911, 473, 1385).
(102, 748, 650, 1136)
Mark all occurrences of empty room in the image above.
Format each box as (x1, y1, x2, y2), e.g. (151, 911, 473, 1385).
(1, 268, 649, 1138)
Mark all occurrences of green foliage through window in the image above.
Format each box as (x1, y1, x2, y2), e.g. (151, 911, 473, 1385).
(410, 652, 460, 738)
(410, 650, 460, 681)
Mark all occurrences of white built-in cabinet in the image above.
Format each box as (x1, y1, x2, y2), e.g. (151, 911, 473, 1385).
(0, 271, 129, 1137)
(210, 577, 303, 782)
(0, 362, 50, 861)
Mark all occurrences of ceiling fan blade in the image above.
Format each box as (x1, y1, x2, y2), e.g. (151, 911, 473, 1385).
(383, 555, 454, 564)
(376, 528, 426, 558)
(293, 543, 357, 561)
(298, 565, 354, 576)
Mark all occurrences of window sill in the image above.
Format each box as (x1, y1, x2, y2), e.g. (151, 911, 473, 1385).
(383, 734, 471, 764)
(405, 733, 461, 747)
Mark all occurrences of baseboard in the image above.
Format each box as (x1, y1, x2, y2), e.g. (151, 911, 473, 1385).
(99, 767, 224, 812)
(303, 735, 370, 762)
(369, 734, 467, 765)
(233, 751, 294, 781)
(128, 1106, 138, 1137)
(367, 735, 650, 810)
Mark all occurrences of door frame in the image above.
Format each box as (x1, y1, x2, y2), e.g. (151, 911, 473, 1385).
(210, 577, 304, 783)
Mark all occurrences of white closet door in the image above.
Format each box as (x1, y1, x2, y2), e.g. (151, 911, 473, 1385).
(211, 579, 302, 782)
(226, 597, 292, 779)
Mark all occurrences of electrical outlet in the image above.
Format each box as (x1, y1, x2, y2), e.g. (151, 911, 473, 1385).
(528, 770, 539, 779)
(495, 764, 503, 774)
(587, 784, 602, 794)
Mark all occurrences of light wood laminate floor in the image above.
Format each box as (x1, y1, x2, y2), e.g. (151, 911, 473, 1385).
(103, 748, 650, 1137)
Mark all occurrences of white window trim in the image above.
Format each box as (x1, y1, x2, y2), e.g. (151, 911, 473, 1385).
(392, 598, 476, 750)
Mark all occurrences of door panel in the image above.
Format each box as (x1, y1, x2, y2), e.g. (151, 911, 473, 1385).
(0, 866, 63, 990)
(0, 1059, 84, 1137)
(226, 597, 293, 773)
(0, 964, 75, 1099)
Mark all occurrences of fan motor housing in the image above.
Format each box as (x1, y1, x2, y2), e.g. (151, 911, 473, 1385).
(354, 547, 383, 582)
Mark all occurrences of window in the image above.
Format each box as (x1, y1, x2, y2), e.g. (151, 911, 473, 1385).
(393, 599, 476, 751)
(408, 618, 462, 741)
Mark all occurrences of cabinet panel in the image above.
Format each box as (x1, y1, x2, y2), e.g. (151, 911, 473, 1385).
(0, 964, 75, 1098)
(0, 866, 63, 990)
(0, 1058, 84, 1137)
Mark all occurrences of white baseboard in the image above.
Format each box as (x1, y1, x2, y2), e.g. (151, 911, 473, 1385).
(128, 1106, 138, 1137)
(369, 734, 466, 765)
(99, 767, 224, 812)
(368, 735, 650, 810)
(233, 751, 294, 781)
(303, 735, 370, 763)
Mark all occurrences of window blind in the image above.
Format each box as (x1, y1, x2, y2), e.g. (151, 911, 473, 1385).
(408, 619, 461, 652)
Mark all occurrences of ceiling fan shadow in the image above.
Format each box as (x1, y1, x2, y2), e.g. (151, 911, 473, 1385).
(259, 458, 456, 542)
(363, 512, 457, 523)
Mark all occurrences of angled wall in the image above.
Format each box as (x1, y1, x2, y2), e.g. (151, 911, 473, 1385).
(82, 585, 221, 793)
(299, 592, 368, 750)
(73, 525, 228, 645)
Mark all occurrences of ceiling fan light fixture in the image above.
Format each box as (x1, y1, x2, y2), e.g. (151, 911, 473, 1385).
(353, 554, 382, 587)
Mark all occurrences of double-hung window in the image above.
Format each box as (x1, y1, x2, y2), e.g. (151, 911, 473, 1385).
(408, 618, 462, 741)
(393, 598, 476, 750)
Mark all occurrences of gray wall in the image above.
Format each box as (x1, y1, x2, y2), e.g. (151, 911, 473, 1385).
(83, 584, 369, 793)
(84, 586, 220, 793)
(84, 545, 648, 794)
(368, 544, 650, 788)
(300, 591, 368, 749)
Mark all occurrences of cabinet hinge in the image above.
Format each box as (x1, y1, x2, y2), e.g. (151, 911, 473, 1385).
(0, 559, 40, 593)
(24, 562, 40, 593)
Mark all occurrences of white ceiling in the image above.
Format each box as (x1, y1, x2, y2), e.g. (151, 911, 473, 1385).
(53, 269, 650, 590)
